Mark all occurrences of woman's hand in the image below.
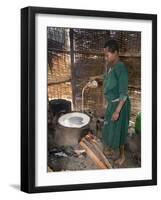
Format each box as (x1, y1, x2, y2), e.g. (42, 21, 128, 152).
(111, 100, 125, 121)
(111, 111, 120, 121)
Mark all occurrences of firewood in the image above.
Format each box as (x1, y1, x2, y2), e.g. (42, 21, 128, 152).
(79, 140, 107, 169)
(85, 133, 112, 169)
(87, 139, 112, 169)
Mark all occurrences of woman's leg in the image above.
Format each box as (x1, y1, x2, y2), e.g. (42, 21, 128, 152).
(115, 144, 125, 166)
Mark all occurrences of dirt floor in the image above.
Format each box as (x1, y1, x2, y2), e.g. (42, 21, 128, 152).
(48, 128, 141, 172)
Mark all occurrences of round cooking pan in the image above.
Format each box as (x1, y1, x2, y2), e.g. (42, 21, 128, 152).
(54, 111, 91, 146)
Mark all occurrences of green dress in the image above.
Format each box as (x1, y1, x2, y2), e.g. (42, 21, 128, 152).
(102, 61, 131, 150)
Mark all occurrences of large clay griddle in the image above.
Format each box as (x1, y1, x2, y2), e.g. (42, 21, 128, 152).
(54, 112, 91, 146)
(58, 112, 90, 128)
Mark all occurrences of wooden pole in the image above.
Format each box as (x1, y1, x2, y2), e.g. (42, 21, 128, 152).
(69, 28, 76, 110)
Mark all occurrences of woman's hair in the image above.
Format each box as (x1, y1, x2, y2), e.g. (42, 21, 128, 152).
(104, 39, 119, 53)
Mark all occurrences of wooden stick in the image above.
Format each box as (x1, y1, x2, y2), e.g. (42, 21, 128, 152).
(82, 138, 103, 163)
(85, 134, 112, 169)
(90, 140, 112, 169)
(79, 141, 107, 169)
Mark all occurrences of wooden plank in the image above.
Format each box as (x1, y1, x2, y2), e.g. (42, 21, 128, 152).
(85, 135, 112, 169)
(79, 141, 107, 169)
(48, 79, 71, 85)
(48, 49, 141, 58)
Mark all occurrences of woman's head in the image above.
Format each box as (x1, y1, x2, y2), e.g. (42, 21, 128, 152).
(104, 40, 119, 64)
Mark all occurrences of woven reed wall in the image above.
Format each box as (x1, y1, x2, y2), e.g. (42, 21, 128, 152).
(47, 27, 141, 123)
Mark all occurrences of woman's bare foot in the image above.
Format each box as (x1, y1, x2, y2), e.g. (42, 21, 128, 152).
(115, 155, 125, 166)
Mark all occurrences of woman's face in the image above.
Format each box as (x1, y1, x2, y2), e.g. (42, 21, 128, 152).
(104, 47, 118, 64)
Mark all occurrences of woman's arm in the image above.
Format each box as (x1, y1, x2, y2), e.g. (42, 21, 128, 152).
(115, 100, 125, 113)
(111, 100, 125, 121)
(89, 74, 104, 80)
(111, 64, 128, 121)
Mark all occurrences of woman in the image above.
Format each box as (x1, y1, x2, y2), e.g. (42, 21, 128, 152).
(102, 39, 131, 166)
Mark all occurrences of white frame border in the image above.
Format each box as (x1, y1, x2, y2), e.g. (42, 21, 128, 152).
(35, 13, 152, 187)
